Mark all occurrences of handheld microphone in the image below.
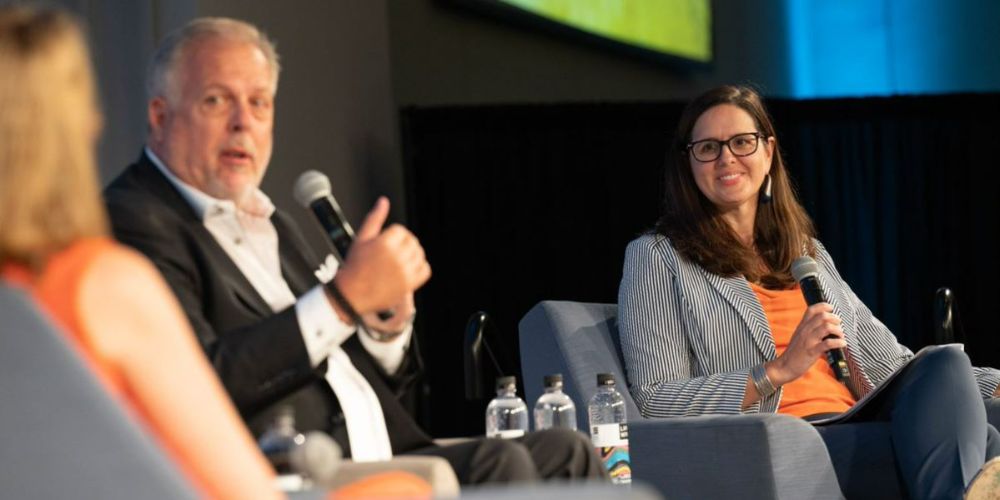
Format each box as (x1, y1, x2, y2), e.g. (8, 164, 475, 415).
(290, 431, 342, 487)
(293, 170, 354, 263)
(790, 256, 851, 382)
(293, 170, 393, 321)
(258, 406, 343, 491)
(265, 430, 343, 491)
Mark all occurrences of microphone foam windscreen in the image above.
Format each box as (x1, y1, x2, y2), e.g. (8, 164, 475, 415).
(290, 431, 342, 486)
(293, 170, 332, 208)
(790, 256, 820, 282)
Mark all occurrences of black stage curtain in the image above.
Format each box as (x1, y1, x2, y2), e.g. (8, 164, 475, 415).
(400, 94, 1000, 437)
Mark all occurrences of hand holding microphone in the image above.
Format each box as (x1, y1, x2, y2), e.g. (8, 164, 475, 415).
(336, 197, 429, 310)
(769, 302, 847, 384)
(768, 257, 851, 387)
(293, 171, 430, 331)
(766, 257, 852, 388)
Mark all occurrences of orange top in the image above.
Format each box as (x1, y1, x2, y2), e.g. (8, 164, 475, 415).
(2, 238, 125, 393)
(750, 282, 855, 418)
(330, 471, 432, 499)
(2, 237, 205, 495)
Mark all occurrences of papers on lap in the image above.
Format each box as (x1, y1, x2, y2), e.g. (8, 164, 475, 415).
(808, 344, 964, 426)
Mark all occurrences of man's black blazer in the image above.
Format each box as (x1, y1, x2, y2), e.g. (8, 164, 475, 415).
(103, 152, 432, 455)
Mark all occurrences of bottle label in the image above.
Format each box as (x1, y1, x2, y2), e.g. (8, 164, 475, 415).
(487, 429, 526, 439)
(590, 423, 631, 485)
(590, 422, 628, 447)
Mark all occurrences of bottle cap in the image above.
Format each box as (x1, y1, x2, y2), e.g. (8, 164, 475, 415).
(496, 375, 517, 390)
(596, 373, 616, 386)
(543, 374, 563, 388)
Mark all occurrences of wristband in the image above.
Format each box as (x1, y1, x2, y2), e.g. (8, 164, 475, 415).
(325, 279, 366, 327)
(324, 281, 402, 342)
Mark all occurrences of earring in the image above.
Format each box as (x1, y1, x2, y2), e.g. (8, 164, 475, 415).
(759, 174, 773, 204)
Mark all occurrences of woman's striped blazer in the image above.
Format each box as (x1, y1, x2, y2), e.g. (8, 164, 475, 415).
(617, 233, 1000, 418)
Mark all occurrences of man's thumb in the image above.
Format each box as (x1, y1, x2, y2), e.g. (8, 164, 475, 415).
(356, 196, 390, 240)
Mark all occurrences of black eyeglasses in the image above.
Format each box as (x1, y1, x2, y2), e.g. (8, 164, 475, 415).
(685, 132, 766, 162)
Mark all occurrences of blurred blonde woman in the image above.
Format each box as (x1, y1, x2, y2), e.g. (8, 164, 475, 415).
(0, 7, 280, 499)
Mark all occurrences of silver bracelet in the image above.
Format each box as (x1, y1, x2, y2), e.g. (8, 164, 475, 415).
(751, 363, 777, 398)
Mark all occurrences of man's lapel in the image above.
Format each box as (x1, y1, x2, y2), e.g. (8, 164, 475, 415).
(133, 154, 274, 317)
(273, 212, 323, 296)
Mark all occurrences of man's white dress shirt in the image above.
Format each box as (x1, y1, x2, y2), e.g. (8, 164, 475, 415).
(148, 148, 405, 461)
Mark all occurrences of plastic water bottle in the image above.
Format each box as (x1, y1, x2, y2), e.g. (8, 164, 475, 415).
(534, 373, 578, 431)
(588, 373, 631, 485)
(486, 376, 529, 439)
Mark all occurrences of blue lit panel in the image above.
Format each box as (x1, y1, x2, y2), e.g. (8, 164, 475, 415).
(784, 0, 1000, 98)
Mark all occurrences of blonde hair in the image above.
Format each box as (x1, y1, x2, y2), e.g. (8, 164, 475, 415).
(0, 6, 107, 270)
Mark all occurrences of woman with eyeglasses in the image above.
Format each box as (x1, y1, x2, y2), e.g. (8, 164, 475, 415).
(617, 85, 1000, 499)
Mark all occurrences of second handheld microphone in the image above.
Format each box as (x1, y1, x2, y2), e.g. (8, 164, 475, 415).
(790, 256, 851, 383)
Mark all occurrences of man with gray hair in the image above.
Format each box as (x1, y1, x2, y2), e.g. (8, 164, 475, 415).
(104, 17, 604, 485)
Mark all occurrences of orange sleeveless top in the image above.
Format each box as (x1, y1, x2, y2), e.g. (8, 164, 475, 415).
(2, 238, 125, 393)
(750, 283, 855, 417)
(2, 237, 206, 495)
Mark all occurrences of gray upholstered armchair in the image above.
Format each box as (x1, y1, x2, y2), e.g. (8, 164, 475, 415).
(519, 300, 847, 500)
(1, 285, 665, 499)
(0, 283, 460, 499)
(0, 284, 197, 499)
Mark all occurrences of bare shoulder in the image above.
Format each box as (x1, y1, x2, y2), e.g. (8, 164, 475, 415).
(76, 243, 189, 360)
(81, 245, 174, 299)
(86, 243, 160, 277)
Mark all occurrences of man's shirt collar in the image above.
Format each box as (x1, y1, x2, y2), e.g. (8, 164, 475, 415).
(145, 146, 275, 221)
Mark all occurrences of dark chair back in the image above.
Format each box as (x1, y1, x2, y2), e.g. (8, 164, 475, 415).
(519, 301, 641, 429)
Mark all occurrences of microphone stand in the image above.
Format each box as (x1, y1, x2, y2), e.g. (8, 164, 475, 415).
(464, 311, 505, 400)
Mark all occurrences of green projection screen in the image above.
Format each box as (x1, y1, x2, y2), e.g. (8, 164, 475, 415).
(449, 0, 712, 65)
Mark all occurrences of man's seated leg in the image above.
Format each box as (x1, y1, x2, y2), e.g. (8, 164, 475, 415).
(406, 429, 606, 485)
(407, 438, 539, 484)
(519, 428, 607, 480)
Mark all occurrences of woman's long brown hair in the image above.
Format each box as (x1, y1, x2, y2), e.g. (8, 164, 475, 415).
(655, 85, 815, 288)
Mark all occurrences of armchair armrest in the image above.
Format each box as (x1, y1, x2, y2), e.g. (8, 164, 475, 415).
(629, 414, 843, 500)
